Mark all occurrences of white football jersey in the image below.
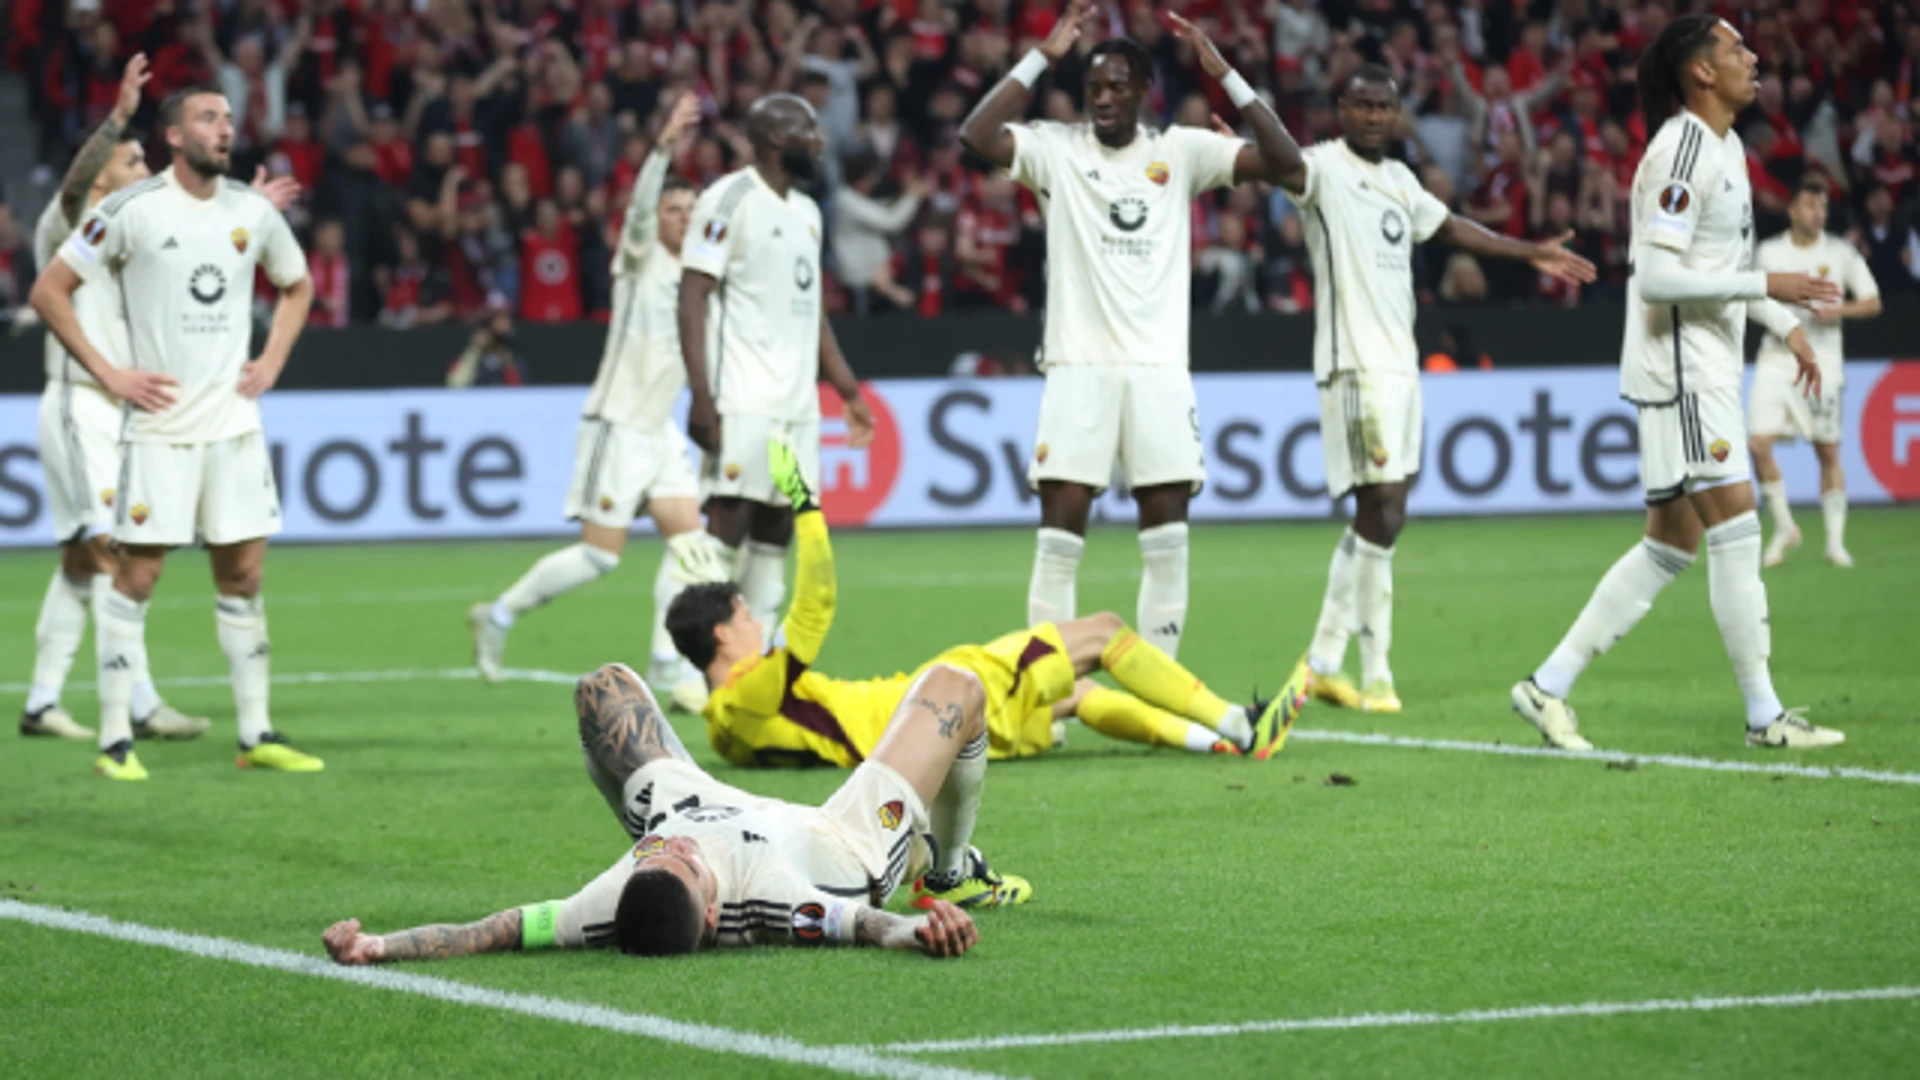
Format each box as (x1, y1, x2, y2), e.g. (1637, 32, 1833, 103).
(1005, 121, 1240, 369)
(60, 169, 308, 444)
(583, 149, 685, 430)
(34, 199, 124, 389)
(681, 167, 823, 422)
(1620, 112, 1757, 404)
(552, 761, 872, 949)
(1285, 139, 1451, 382)
(1752, 230, 1877, 389)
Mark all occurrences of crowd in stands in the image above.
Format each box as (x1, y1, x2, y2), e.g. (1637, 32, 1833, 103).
(4, 0, 1919, 331)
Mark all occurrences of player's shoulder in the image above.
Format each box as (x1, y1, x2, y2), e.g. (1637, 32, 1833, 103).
(700, 167, 759, 218)
(220, 177, 275, 211)
(1646, 113, 1720, 184)
(96, 176, 168, 220)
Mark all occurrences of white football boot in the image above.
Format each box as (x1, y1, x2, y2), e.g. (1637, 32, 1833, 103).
(469, 603, 507, 683)
(1511, 679, 1594, 751)
(1747, 709, 1844, 749)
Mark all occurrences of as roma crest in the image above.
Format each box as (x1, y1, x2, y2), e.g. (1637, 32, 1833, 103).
(231, 227, 250, 254)
(877, 800, 904, 829)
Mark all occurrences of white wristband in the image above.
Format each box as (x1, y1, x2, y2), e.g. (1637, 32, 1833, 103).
(1011, 49, 1048, 89)
(1222, 69, 1258, 109)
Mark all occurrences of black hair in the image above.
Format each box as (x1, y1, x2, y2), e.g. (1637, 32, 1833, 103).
(1637, 14, 1720, 139)
(662, 174, 696, 195)
(666, 582, 743, 671)
(1087, 38, 1155, 86)
(1341, 63, 1397, 99)
(160, 82, 227, 129)
(841, 143, 882, 186)
(613, 868, 705, 956)
(1794, 176, 1828, 200)
(116, 127, 144, 145)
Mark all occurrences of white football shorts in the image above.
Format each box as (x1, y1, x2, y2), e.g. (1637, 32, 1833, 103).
(565, 417, 702, 528)
(1639, 386, 1749, 504)
(701, 413, 821, 507)
(1748, 364, 1843, 445)
(1318, 370, 1423, 498)
(37, 380, 122, 543)
(1027, 364, 1205, 494)
(113, 430, 282, 547)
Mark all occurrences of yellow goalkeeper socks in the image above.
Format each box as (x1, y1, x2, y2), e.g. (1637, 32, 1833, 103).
(1076, 687, 1217, 752)
(1100, 628, 1236, 727)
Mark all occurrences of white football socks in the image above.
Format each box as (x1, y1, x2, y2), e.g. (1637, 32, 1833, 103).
(927, 730, 988, 883)
(1760, 478, 1794, 535)
(1308, 529, 1359, 676)
(1705, 512, 1784, 729)
(216, 594, 273, 747)
(94, 587, 147, 751)
(1136, 522, 1189, 659)
(649, 552, 682, 676)
(1352, 534, 1396, 688)
(1821, 486, 1847, 553)
(1028, 528, 1083, 627)
(492, 542, 620, 628)
(739, 540, 788, 634)
(26, 569, 91, 715)
(1534, 537, 1693, 700)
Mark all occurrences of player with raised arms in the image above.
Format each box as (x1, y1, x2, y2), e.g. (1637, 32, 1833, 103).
(1511, 16, 1845, 751)
(470, 94, 728, 712)
(323, 661, 989, 962)
(662, 438, 1308, 911)
(1747, 178, 1880, 570)
(21, 55, 294, 745)
(956, 4, 1306, 673)
(678, 93, 875, 642)
(1279, 65, 1596, 715)
(32, 83, 318, 779)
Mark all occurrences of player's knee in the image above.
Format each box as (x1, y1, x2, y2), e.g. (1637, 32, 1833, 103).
(921, 663, 987, 737)
(217, 566, 264, 599)
(115, 561, 162, 602)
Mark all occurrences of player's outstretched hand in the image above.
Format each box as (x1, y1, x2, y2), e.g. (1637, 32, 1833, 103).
(1766, 272, 1843, 308)
(1166, 12, 1231, 79)
(238, 356, 285, 399)
(913, 900, 978, 958)
(113, 54, 151, 125)
(660, 92, 701, 149)
(250, 165, 302, 211)
(107, 368, 178, 413)
(1039, 0, 1099, 62)
(768, 432, 819, 513)
(323, 919, 388, 966)
(1785, 326, 1823, 400)
(1529, 230, 1598, 285)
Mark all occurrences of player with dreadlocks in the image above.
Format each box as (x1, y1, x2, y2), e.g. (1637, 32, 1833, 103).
(1512, 15, 1846, 751)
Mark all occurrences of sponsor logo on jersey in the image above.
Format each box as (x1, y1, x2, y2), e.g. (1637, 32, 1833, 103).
(100, 489, 114, 508)
(1145, 161, 1169, 186)
(704, 220, 728, 243)
(1380, 208, 1406, 245)
(1108, 197, 1148, 233)
(724, 462, 742, 481)
(130, 503, 150, 525)
(794, 256, 815, 290)
(189, 264, 227, 304)
(791, 902, 828, 944)
(1035, 442, 1049, 464)
(878, 800, 904, 829)
(1710, 439, 1731, 462)
(1658, 184, 1690, 214)
(231, 227, 249, 254)
(82, 219, 107, 246)
(632, 835, 666, 860)
(161, 237, 180, 250)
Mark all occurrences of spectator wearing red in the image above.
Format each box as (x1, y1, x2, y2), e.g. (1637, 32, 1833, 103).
(377, 227, 454, 330)
(900, 216, 958, 318)
(363, 0, 422, 102)
(1506, 20, 1552, 96)
(275, 106, 325, 189)
(519, 198, 582, 324)
(308, 219, 352, 329)
(369, 103, 415, 189)
(954, 174, 1024, 312)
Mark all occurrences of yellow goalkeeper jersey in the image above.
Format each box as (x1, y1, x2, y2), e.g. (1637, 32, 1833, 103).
(702, 512, 904, 768)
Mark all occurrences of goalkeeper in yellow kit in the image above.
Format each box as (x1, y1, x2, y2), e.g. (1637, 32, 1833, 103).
(668, 436, 1311, 806)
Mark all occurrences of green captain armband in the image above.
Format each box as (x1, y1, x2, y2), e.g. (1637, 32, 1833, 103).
(520, 901, 563, 950)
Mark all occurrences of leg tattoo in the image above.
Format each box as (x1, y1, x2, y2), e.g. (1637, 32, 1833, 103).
(574, 663, 692, 788)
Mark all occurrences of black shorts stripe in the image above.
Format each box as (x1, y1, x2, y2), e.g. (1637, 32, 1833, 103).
(1313, 208, 1340, 374)
(581, 420, 612, 502)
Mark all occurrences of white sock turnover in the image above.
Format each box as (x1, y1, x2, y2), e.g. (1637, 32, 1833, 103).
(1352, 534, 1395, 688)
(1760, 478, 1794, 535)
(93, 587, 146, 751)
(27, 569, 91, 715)
(1308, 529, 1359, 676)
(1028, 528, 1083, 627)
(1136, 522, 1189, 659)
(1533, 537, 1693, 700)
(216, 594, 273, 747)
(1821, 486, 1847, 552)
(1705, 512, 1784, 729)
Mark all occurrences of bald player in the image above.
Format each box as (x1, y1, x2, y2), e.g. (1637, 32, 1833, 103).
(678, 93, 875, 638)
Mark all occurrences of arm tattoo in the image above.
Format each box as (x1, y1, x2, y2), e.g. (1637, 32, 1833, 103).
(915, 696, 964, 739)
(60, 117, 126, 225)
(380, 909, 522, 961)
(575, 664, 694, 788)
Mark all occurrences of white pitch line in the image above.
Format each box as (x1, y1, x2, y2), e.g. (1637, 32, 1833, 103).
(874, 985, 1920, 1054)
(1288, 729, 1920, 787)
(0, 900, 1006, 1080)
(10, 666, 1919, 789)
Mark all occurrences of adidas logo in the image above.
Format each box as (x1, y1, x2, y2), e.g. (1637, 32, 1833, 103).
(1153, 622, 1181, 638)
(772, 227, 783, 237)
(1085, 169, 1101, 180)
(161, 237, 180, 250)
(741, 830, 767, 844)
(103, 655, 132, 670)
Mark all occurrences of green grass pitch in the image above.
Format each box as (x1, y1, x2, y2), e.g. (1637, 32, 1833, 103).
(2, 510, 1917, 1078)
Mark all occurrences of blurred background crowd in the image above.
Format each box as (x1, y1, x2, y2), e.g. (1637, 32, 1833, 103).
(3, 0, 1918, 335)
